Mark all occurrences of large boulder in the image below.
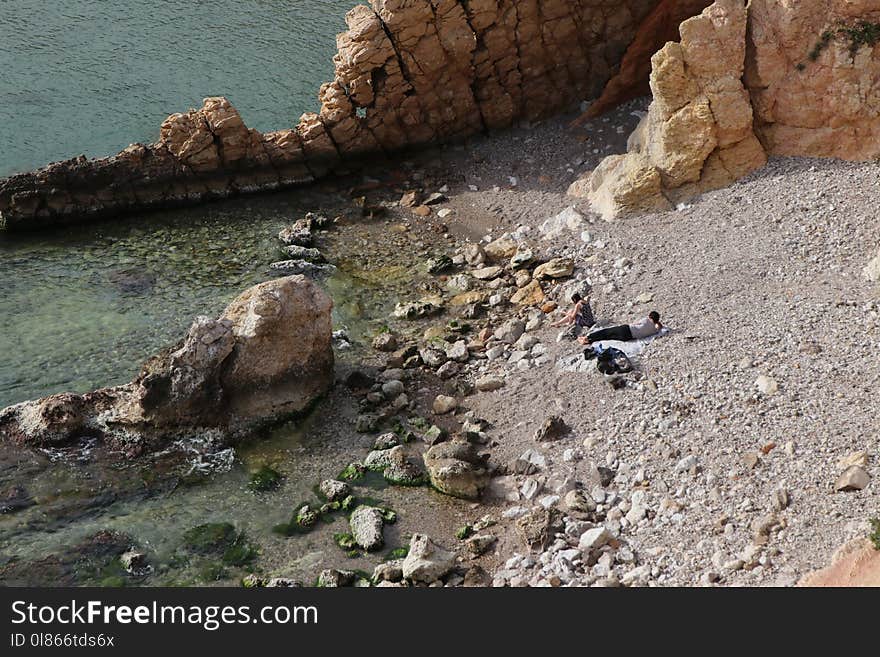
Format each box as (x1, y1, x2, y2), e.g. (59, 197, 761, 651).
(423, 440, 489, 499)
(0, 276, 333, 453)
(218, 276, 333, 423)
(798, 538, 880, 587)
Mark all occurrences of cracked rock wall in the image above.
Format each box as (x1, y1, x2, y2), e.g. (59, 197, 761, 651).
(572, 0, 880, 220)
(0, 0, 660, 230)
(570, 0, 767, 219)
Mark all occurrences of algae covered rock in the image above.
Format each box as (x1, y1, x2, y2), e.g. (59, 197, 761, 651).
(248, 466, 283, 492)
(423, 440, 489, 499)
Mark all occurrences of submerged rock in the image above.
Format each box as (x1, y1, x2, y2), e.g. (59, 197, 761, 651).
(0, 484, 35, 514)
(269, 259, 336, 276)
(0, 276, 334, 453)
(393, 299, 442, 320)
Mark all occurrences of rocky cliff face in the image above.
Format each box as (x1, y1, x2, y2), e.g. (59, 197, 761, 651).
(572, 0, 880, 219)
(0, 276, 333, 454)
(570, 0, 767, 218)
(0, 0, 665, 230)
(746, 0, 880, 160)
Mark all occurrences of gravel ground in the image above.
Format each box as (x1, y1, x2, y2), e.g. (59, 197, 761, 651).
(379, 99, 879, 586)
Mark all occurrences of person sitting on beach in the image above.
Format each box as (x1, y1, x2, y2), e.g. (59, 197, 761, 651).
(578, 311, 663, 345)
(550, 293, 595, 336)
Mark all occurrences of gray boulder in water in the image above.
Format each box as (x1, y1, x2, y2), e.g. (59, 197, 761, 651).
(0, 275, 334, 455)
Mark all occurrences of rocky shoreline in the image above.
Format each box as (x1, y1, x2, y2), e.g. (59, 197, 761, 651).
(0, 0, 674, 230)
(2, 0, 879, 588)
(3, 94, 878, 587)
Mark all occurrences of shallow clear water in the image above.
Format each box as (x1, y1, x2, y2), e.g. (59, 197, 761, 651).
(0, 0, 360, 176)
(0, 185, 464, 586)
(0, 184, 420, 408)
(0, 192, 298, 407)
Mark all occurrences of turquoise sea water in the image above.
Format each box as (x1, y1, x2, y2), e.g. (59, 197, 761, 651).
(0, 0, 360, 176)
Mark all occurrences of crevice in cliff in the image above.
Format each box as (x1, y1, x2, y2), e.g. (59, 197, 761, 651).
(510, 0, 528, 118)
(567, 0, 599, 95)
(433, 0, 488, 135)
(369, 7, 432, 144)
(339, 82, 390, 158)
(370, 9, 417, 92)
(316, 116, 343, 161)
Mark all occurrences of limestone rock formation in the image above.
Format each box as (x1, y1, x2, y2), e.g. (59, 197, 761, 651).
(746, 0, 880, 160)
(0, 276, 333, 454)
(571, 0, 767, 219)
(798, 538, 880, 587)
(1, 0, 664, 230)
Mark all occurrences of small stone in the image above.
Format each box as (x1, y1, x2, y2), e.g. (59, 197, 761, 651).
(426, 255, 454, 274)
(446, 340, 469, 362)
(412, 205, 432, 216)
(755, 375, 779, 395)
(319, 479, 351, 502)
(373, 560, 404, 583)
(402, 534, 456, 583)
(835, 466, 870, 492)
(432, 395, 458, 415)
(350, 506, 387, 551)
(120, 551, 148, 574)
(564, 489, 596, 514)
(838, 451, 868, 469)
(534, 416, 571, 442)
(436, 361, 460, 379)
(772, 488, 790, 511)
(539, 494, 560, 509)
(475, 376, 505, 392)
(510, 280, 544, 306)
(372, 332, 399, 352)
(510, 247, 534, 269)
(317, 569, 356, 588)
(514, 333, 538, 351)
(533, 258, 574, 280)
(578, 527, 612, 552)
(521, 478, 540, 500)
(484, 238, 517, 262)
(674, 455, 699, 473)
(420, 346, 447, 368)
(485, 345, 506, 361)
(464, 534, 497, 557)
(494, 319, 526, 344)
(381, 380, 405, 398)
(400, 190, 422, 207)
(472, 266, 503, 280)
